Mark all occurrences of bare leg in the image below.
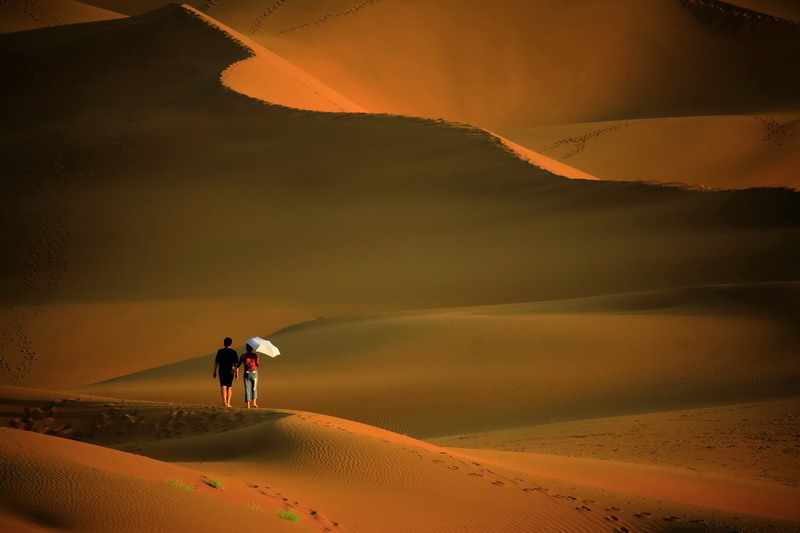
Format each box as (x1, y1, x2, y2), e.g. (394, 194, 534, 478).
(225, 387, 233, 407)
(219, 386, 226, 407)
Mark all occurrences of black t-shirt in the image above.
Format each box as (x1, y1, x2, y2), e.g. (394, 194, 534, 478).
(215, 348, 239, 375)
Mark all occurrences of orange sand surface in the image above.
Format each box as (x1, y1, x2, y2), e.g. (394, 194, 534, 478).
(501, 113, 800, 190)
(1, 1, 799, 531)
(0, 0, 123, 34)
(2, 387, 799, 532)
(89, 0, 800, 129)
(3, 3, 797, 390)
(83, 283, 800, 437)
(69, 0, 800, 190)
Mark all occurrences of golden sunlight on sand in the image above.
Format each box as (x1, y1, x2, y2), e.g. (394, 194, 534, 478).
(1, 1, 798, 532)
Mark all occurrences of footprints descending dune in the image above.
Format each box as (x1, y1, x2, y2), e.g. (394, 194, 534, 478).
(291, 412, 638, 531)
(247, 0, 287, 34)
(4, 390, 797, 531)
(1, 393, 348, 531)
(274, 0, 382, 37)
(758, 116, 800, 149)
(0, 141, 71, 385)
(1, 0, 66, 28)
(199, 0, 225, 14)
(540, 119, 671, 161)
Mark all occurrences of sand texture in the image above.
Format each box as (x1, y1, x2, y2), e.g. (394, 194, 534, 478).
(65, 0, 800, 190)
(2, 387, 799, 532)
(1, 1, 799, 531)
(0, 0, 123, 34)
(500, 113, 800, 190)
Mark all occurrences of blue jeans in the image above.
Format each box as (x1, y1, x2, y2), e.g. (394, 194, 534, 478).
(244, 371, 258, 402)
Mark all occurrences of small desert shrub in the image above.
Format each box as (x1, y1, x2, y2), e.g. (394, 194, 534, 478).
(276, 506, 301, 522)
(166, 479, 195, 492)
(205, 478, 223, 489)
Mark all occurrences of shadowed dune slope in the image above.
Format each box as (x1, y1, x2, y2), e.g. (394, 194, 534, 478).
(1, 4, 799, 390)
(2, 387, 799, 532)
(501, 113, 800, 190)
(63, 0, 800, 190)
(728, 0, 800, 22)
(78, 0, 800, 130)
(0, 0, 123, 34)
(84, 283, 800, 438)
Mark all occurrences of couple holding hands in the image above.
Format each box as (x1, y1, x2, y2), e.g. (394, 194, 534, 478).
(213, 337, 261, 408)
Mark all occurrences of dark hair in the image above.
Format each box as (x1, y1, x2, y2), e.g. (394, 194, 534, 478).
(223, 337, 232, 347)
(245, 343, 253, 353)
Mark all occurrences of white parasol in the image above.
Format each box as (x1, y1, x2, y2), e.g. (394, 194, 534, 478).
(245, 337, 281, 358)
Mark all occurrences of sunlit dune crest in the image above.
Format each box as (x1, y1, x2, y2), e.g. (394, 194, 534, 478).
(180, 4, 366, 113)
(1, 1, 799, 532)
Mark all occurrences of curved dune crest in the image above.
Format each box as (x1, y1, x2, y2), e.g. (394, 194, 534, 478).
(83, 283, 800, 438)
(500, 113, 800, 190)
(180, 4, 366, 113)
(493, 133, 599, 181)
(1, 2, 799, 532)
(5, 4, 798, 389)
(2, 389, 797, 532)
(203, 0, 800, 129)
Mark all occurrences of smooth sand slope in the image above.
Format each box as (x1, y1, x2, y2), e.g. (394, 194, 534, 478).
(2, 5, 800, 389)
(1, 3, 798, 532)
(501, 113, 800, 190)
(0, 0, 123, 34)
(2, 386, 799, 532)
(429, 398, 800, 489)
(77, 0, 800, 130)
(65, 0, 800, 190)
(84, 282, 800, 437)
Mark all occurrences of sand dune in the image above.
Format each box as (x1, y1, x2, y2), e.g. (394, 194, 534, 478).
(0, 427, 319, 532)
(2, 4, 798, 388)
(77, 0, 800, 130)
(59, 0, 800, 190)
(2, 386, 798, 532)
(501, 113, 800, 190)
(429, 398, 800, 489)
(728, 0, 800, 22)
(84, 282, 800, 438)
(190, 5, 367, 113)
(2, 2, 799, 531)
(0, 0, 123, 34)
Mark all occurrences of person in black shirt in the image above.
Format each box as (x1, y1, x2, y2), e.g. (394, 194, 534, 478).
(213, 337, 239, 407)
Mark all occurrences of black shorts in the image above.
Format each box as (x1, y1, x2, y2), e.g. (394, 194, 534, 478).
(218, 371, 234, 388)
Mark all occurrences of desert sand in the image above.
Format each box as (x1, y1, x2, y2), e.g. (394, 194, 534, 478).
(501, 112, 800, 190)
(1, 1, 799, 531)
(2, 386, 799, 532)
(0, 0, 123, 34)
